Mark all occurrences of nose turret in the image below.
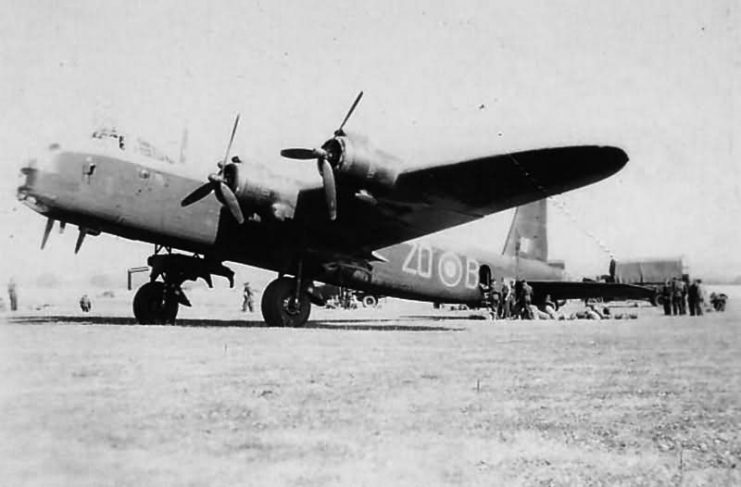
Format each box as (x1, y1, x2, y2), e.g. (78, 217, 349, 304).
(18, 157, 37, 188)
(17, 143, 62, 212)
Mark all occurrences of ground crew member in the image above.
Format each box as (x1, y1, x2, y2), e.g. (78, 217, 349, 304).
(661, 280, 672, 316)
(543, 294, 559, 320)
(679, 277, 689, 315)
(241, 282, 253, 312)
(7, 278, 17, 312)
(688, 280, 697, 316)
(584, 300, 604, 320)
(671, 278, 681, 315)
(478, 278, 497, 320)
(521, 280, 534, 320)
(499, 281, 511, 319)
(79, 294, 92, 312)
(490, 278, 503, 320)
(692, 279, 704, 316)
(710, 293, 727, 312)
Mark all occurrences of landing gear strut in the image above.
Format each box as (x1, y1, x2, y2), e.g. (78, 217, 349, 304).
(132, 253, 234, 324)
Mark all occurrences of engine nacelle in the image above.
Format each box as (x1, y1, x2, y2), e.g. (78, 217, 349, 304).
(321, 133, 402, 193)
(222, 161, 300, 221)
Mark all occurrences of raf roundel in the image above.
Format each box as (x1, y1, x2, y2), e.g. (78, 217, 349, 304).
(438, 251, 463, 287)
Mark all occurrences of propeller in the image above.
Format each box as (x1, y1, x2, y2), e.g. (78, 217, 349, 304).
(335, 90, 363, 137)
(280, 91, 363, 220)
(181, 115, 245, 224)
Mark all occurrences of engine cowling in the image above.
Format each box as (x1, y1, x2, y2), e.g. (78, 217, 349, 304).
(222, 161, 300, 221)
(321, 133, 402, 194)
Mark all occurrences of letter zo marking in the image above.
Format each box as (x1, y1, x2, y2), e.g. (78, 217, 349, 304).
(401, 242, 433, 278)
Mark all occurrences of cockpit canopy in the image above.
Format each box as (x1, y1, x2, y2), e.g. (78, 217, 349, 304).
(91, 128, 175, 164)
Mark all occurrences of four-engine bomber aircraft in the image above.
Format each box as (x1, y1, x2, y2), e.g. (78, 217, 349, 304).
(17, 92, 647, 326)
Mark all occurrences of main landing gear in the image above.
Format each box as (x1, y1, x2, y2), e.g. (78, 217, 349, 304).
(132, 253, 234, 324)
(261, 256, 324, 327)
(261, 277, 312, 327)
(133, 281, 182, 324)
(132, 251, 321, 327)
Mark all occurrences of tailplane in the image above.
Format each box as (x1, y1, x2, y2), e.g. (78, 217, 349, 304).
(502, 199, 548, 262)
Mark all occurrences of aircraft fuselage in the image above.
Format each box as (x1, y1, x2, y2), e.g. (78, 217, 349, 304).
(19, 144, 564, 306)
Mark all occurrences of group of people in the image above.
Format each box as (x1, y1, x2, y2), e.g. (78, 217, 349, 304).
(660, 277, 706, 316)
(481, 279, 542, 320)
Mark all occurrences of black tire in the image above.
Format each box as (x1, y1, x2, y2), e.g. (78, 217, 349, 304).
(133, 282, 179, 324)
(261, 277, 311, 327)
(362, 295, 378, 308)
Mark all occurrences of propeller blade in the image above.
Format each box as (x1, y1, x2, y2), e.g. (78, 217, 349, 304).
(336, 91, 363, 136)
(41, 217, 54, 249)
(219, 181, 245, 224)
(222, 114, 240, 168)
(181, 182, 214, 207)
(281, 148, 326, 160)
(320, 158, 337, 220)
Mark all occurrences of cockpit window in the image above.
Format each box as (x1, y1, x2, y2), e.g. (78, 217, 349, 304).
(136, 138, 175, 164)
(91, 128, 174, 164)
(91, 128, 125, 149)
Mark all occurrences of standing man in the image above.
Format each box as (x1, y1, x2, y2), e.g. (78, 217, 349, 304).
(499, 280, 510, 319)
(79, 294, 92, 312)
(661, 280, 672, 316)
(241, 281, 253, 312)
(679, 277, 689, 315)
(489, 278, 501, 320)
(671, 278, 681, 316)
(513, 280, 523, 319)
(687, 280, 697, 316)
(7, 278, 17, 312)
(521, 280, 534, 320)
(693, 279, 705, 316)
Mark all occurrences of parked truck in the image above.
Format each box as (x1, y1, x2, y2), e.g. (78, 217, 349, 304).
(606, 257, 689, 304)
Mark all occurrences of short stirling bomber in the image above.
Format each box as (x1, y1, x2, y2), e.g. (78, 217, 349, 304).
(17, 92, 641, 326)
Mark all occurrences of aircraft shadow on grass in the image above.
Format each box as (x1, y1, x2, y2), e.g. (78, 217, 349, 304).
(7, 315, 461, 332)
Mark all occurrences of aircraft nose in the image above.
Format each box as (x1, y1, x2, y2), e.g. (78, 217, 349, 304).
(18, 157, 38, 194)
(17, 143, 61, 199)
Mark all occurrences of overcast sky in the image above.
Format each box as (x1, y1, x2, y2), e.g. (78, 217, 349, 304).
(1, 0, 739, 286)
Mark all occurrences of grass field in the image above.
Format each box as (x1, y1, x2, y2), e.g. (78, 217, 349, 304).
(0, 302, 739, 486)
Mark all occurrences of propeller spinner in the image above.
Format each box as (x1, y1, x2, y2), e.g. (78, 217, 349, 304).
(280, 91, 364, 220)
(181, 115, 245, 224)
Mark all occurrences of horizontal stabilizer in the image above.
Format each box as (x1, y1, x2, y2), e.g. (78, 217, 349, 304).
(529, 281, 655, 302)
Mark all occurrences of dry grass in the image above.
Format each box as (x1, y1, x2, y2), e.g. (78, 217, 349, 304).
(0, 304, 739, 486)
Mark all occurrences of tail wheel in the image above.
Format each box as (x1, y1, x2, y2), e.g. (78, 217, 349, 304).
(261, 277, 311, 327)
(133, 281, 179, 324)
(362, 295, 378, 308)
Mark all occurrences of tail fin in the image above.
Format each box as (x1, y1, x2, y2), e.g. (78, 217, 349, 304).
(502, 199, 548, 262)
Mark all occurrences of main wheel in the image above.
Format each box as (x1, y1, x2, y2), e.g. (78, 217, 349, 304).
(261, 277, 311, 327)
(133, 281, 179, 324)
(362, 295, 378, 308)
